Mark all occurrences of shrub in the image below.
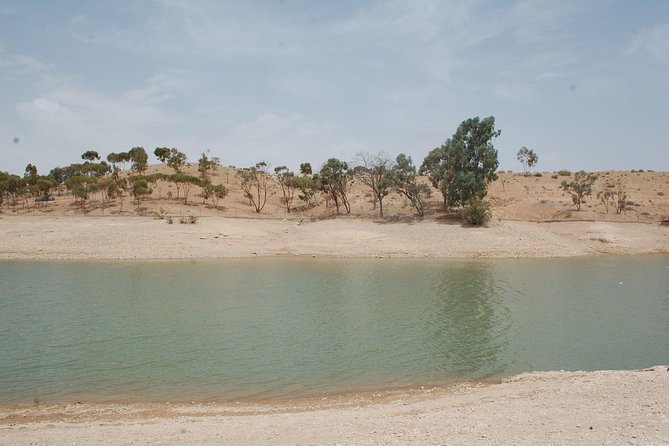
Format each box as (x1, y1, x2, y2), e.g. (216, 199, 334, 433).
(557, 170, 571, 176)
(462, 198, 491, 227)
(534, 172, 542, 177)
(166, 216, 173, 224)
(551, 174, 558, 179)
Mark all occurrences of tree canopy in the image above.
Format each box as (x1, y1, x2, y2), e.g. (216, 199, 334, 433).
(420, 116, 500, 208)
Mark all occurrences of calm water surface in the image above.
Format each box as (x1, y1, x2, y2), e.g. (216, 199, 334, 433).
(0, 256, 667, 403)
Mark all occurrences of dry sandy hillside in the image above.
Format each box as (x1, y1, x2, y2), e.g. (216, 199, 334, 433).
(3, 164, 669, 224)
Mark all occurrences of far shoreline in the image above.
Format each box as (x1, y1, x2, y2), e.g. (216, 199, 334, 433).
(0, 215, 667, 261)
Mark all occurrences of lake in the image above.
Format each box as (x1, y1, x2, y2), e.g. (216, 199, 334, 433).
(0, 256, 667, 404)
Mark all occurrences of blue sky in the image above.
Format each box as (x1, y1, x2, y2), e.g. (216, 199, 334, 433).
(1, 0, 668, 175)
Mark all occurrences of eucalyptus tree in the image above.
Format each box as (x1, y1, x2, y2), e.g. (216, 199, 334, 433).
(317, 158, 352, 215)
(198, 151, 220, 178)
(154, 147, 171, 163)
(237, 162, 273, 213)
(420, 116, 500, 208)
(167, 148, 188, 173)
(107, 151, 132, 170)
(129, 147, 149, 173)
(391, 154, 431, 217)
(299, 162, 312, 175)
(353, 152, 394, 218)
(274, 166, 297, 213)
(169, 173, 201, 204)
(81, 150, 100, 161)
(560, 171, 597, 211)
(129, 177, 153, 207)
(292, 175, 317, 207)
(517, 146, 538, 173)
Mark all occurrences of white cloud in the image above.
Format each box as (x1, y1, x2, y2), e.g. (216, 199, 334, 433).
(19, 98, 68, 115)
(122, 70, 192, 105)
(626, 22, 669, 63)
(535, 71, 562, 81)
(0, 51, 51, 78)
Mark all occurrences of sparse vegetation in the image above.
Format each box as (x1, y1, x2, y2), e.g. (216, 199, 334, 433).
(462, 198, 491, 226)
(517, 147, 538, 174)
(237, 162, 273, 213)
(561, 171, 597, 211)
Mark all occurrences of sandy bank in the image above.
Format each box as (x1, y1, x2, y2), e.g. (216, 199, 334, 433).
(1, 367, 667, 445)
(0, 216, 667, 260)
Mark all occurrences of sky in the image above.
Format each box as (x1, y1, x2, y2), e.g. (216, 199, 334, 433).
(1, 0, 668, 176)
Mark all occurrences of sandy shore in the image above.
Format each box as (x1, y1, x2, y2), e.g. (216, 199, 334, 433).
(1, 367, 667, 445)
(0, 216, 667, 260)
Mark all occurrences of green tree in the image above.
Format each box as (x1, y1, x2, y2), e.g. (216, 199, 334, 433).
(274, 166, 297, 213)
(24, 163, 37, 178)
(169, 173, 201, 205)
(353, 152, 394, 218)
(236, 162, 273, 213)
(517, 146, 538, 174)
(129, 177, 153, 207)
(561, 171, 597, 211)
(299, 162, 312, 175)
(128, 147, 148, 173)
(65, 175, 98, 210)
(81, 150, 100, 161)
(211, 184, 228, 208)
(391, 154, 431, 217)
(420, 116, 500, 208)
(154, 147, 171, 163)
(317, 158, 352, 214)
(167, 148, 187, 173)
(198, 150, 220, 178)
(292, 175, 317, 207)
(107, 152, 132, 170)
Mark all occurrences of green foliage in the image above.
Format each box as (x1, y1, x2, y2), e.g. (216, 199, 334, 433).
(154, 147, 171, 163)
(198, 151, 220, 178)
(274, 166, 297, 213)
(557, 169, 571, 176)
(168, 173, 201, 204)
(106, 151, 132, 170)
(391, 154, 431, 217)
(462, 197, 491, 226)
(420, 116, 500, 208)
(517, 147, 538, 173)
(128, 147, 148, 173)
(317, 158, 352, 214)
(130, 178, 152, 206)
(292, 175, 317, 206)
(64, 175, 98, 208)
(560, 171, 598, 211)
(353, 152, 394, 218)
(167, 148, 187, 173)
(81, 150, 100, 161)
(299, 162, 312, 175)
(24, 163, 38, 178)
(237, 162, 272, 213)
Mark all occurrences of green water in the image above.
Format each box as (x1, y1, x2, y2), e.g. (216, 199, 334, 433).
(0, 256, 667, 403)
